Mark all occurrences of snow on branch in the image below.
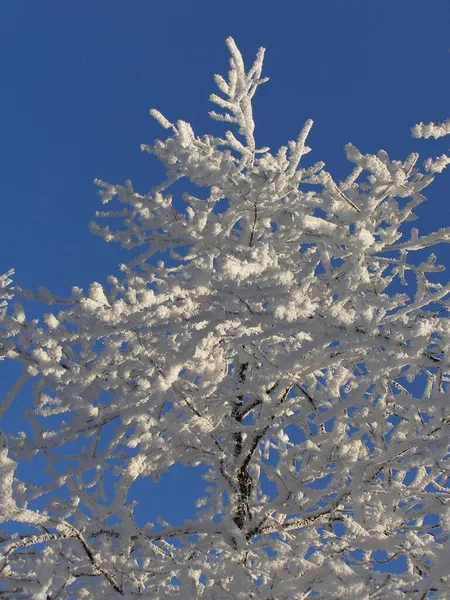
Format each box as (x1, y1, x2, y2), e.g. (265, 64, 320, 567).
(412, 117, 450, 139)
(209, 36, 269, 161)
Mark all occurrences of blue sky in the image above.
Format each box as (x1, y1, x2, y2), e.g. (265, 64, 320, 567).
(1, 0, 450, 570)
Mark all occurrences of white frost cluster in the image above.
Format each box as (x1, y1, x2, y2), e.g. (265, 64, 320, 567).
(424, 153, 450, 173)
(412, 117, 450, 139)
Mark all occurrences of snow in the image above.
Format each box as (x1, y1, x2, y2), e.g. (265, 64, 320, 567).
(1, 35, 450, 599)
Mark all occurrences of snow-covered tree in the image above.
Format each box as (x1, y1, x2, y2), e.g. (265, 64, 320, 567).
(1, 37, 450, 598)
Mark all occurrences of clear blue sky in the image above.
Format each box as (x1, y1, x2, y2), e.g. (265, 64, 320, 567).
(1, 0, 450, 555)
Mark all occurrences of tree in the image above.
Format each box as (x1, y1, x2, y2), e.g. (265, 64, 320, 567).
(1, 36, 450, 599)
